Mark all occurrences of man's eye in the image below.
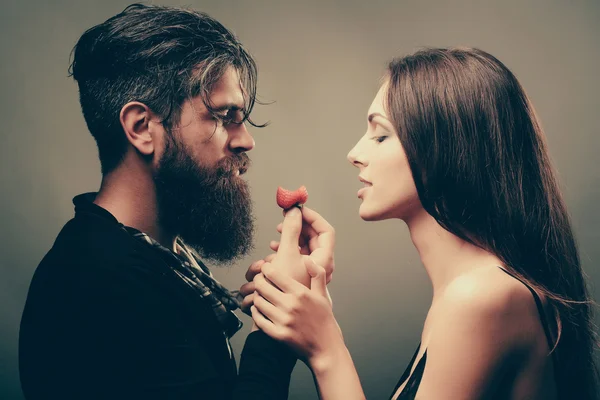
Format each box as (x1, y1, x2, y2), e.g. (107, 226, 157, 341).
(212, 113, 230, 125)
(227, 109, 245, 124)
(214, 109, 244, 125)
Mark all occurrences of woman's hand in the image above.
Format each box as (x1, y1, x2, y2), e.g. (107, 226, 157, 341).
(249, 223, 365, 400)
(251, 257, 344, 365)
(271, 206, 336, 283)
(239, 254, 274, 315)
(239, 206, 336, 315)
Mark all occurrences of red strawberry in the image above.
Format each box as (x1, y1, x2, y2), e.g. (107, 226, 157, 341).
(276, 186, 308, 210)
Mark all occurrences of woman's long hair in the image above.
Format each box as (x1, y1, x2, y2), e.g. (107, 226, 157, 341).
(385, 47, 597, 399)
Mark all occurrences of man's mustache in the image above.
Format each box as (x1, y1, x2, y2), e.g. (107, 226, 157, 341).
(216, 153, 251, 176)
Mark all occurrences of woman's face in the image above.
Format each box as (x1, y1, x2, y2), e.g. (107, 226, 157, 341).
(347, 82, 421, 222)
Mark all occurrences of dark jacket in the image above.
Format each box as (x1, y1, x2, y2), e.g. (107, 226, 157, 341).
(19, 194, 296, 399)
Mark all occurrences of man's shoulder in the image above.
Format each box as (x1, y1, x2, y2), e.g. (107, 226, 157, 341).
(49, 216, 130, 261)
(25, 213, 186, 325)
(35, 214, 164, 287)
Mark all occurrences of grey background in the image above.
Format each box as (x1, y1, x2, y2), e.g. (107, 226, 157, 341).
(1, 0, 599, 398)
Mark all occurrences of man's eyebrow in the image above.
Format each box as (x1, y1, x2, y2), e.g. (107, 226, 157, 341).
(211, 103, 244, 112)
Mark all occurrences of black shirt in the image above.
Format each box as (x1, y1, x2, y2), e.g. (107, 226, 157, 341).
(19, 193, 296, 399)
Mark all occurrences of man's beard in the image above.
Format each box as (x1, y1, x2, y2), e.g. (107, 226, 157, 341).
(153, 135, 255, 265)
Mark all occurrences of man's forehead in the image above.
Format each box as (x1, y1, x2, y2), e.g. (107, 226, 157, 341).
(210, 89, 245, 110)
(188, 85, 245, 114)
(209, 67, 246, 109)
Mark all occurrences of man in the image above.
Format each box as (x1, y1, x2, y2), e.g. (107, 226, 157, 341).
(19, 4, 334, 399)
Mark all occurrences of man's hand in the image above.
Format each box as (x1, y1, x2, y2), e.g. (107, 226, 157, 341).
(239, 206, 335, 315)
(272, 207, 335, 282)
(239, 255, 274, 315)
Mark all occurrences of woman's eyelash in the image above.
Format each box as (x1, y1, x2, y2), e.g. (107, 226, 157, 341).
(374, 136, 387, 143)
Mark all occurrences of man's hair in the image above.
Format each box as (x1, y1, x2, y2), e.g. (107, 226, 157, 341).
(69, 3, 261, 174)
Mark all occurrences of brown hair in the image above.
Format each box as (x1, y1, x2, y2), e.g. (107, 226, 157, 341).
(70, 3, 262, 174)
(385, 47, 597, 399)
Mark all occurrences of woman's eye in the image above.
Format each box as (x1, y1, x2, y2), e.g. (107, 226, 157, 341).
(375, 136, 388, 143)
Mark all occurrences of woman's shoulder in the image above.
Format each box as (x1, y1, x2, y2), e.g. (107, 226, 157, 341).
(438, 266, 545, 349)
(416, 266, 551, 398)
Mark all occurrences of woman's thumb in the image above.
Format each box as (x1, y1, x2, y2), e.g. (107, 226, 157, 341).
(305, 257, 327, 297)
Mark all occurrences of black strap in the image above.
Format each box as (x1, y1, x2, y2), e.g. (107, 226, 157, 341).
(497, 267, 555, 352)
(391, 344, 421, 394)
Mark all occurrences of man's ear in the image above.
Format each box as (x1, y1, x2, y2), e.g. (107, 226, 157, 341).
(120, 101, 155, 156)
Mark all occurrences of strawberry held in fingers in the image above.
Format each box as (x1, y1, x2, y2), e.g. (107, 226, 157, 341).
(276, 186, 308, 210)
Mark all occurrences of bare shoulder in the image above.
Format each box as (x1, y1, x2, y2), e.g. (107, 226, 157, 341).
(436, 266, 544, 348)
(444, 267, 537, 313)
(414, 267, 549, 398)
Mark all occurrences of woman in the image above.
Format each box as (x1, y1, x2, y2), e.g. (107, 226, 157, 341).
(249, 48, 598, 399)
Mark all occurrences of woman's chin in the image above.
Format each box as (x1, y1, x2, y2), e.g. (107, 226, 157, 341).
(359, 205, 383, 222)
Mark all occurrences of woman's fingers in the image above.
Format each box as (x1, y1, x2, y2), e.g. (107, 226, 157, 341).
(276, 224, 309, 253)
(277, 207, 303, 258)
(254, 292, 289, 325)
(261, 263, 306, 296)
(305, 258, 327, 298)
(251, 305, 278, 338)
(254, 272, 288, 308)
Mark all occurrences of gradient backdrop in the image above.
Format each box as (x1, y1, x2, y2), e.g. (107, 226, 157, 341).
(1, 1, 599, 398)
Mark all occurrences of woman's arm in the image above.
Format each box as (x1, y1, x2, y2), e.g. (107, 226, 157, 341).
(309, 338, 366, 400)
(252, 259, 366, 400)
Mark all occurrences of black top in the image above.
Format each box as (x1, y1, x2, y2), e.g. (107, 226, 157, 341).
(390, 345, 427, 400)
(389, 267, 556, 400)
(19, 193, 296, 399)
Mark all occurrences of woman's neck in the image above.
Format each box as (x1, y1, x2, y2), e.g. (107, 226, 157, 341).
(405, 209, 503, 299)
